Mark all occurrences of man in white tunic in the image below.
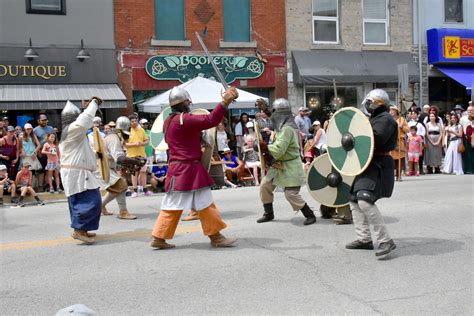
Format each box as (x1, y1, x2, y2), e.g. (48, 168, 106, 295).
(59, 98, 103, 245)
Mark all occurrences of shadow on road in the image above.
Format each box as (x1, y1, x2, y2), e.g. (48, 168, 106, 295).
(393, 237, 465, 258)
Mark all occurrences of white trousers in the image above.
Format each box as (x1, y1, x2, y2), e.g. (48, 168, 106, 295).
(350, 200, 391, 244)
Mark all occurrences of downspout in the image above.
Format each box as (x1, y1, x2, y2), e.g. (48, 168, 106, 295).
(417, 0, 423, 106)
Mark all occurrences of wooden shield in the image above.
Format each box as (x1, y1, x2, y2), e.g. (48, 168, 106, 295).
(150, 106, 173, 151)
(326, 107, 374, 176)
(93, 127, 110, 182)
(253, 120, 267, 171)
(191, 108, 216, 171)
(306, 153, 355, 207)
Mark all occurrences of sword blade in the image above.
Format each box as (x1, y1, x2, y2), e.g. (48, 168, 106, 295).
(195, 31, 228, 90)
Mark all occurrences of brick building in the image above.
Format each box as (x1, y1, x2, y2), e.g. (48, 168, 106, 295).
(115, 0, 287, 116)
(286, 0, 419, 123)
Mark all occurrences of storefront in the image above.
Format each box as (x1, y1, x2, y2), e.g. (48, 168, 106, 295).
(120, 52, 286, 118)
(0, 47, 126, 129)
(291, 50, 419, 123)
(427, 28, 474, 111)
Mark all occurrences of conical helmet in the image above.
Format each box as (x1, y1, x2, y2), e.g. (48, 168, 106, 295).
(169, 86, 192, 107)
(116, 116, 131, 135)
(61, 100, 81, 127)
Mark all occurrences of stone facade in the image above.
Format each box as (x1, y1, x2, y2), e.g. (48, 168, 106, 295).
(286, 0, 416, 111)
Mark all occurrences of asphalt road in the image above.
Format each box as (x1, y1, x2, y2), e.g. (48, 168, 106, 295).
(1, 174, 473, 315)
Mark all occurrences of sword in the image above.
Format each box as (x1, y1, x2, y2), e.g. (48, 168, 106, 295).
(195, 31, 228, 90)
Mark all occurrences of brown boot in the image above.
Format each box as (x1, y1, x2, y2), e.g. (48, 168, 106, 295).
(119, 209, 137, 220)
(101, 206, 113, 216)
(71, 230, 95, 245)
(150, 237, 175, 250)
(181, 210, 199, 221)
(209, 232, 236, 248)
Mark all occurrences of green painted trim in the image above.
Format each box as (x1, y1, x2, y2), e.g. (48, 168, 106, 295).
(335, 109, 356, 134)
(328, 146, 347, 170)
(308, 165, 327, 191)
(354, 135, 372, 168)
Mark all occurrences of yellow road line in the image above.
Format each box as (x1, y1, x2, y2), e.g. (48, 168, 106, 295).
(0, 225, 200, 251)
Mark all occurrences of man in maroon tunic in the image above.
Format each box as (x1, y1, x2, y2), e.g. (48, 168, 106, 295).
(151, 86, 239, 249)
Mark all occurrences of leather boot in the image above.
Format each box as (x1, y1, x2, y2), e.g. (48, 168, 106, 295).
(85, 231, 96, 237)
(71, 230, 95, 245)
(101, 205, 113, 216)
(119, 209, 137, 220)
(256, 203, 274, 223)
(209, 232, 236, 247)
(300, 203, 317, 225)
(150, 237, 175, 249)
(181, 210, 199, 221)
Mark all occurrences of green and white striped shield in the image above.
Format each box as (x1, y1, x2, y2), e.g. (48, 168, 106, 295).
(326, 107, 374, 176)
(306, 154, 355, 207)
(150, 106, 173, 151)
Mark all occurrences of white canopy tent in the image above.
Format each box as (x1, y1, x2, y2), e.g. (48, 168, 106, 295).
(137, 76, 268, 113)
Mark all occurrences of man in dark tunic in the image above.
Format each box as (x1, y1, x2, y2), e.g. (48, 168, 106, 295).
(346, 89, 398, 259)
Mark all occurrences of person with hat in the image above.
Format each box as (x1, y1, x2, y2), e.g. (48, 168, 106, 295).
(389, 106, 410, 180)
(0, 126, 20, 178)
(19, 123, 42, 173)
(139, 118, 154, 175)
(222, 146, 245, 186)
(295, 107, 310, 141)
(87, 116, 105, 149)
(150, 85, 239, 249)
(345, 89, 398, 259)
(0, 164, 19, 206)
(99, 116, 144, 219)
(15, 161, 44, 206)
(256, 98, 317, 226)
(34, 114, 55, 192)
(59, 99, 103, 244)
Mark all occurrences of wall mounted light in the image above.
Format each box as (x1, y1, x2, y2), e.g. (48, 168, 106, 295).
(24, 38, 39, 61)
(76, 39, 90, 62)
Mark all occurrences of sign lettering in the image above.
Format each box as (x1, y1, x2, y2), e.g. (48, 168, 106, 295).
(0, 63, 69, 82)
(145, 55, 264, 83)
(443, 36, 474, 59)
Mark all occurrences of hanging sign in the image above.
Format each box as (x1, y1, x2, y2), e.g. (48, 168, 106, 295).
(145, 55, 264, 83)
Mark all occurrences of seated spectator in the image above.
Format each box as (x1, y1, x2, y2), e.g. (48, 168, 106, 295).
(150, 151, 168, 192)
(0, 164, 18, 206)
(15, 161, 44, 206)
(221, 147, 244, 185)
(303, 151, 314, 173)
(243, 136, 261, 186)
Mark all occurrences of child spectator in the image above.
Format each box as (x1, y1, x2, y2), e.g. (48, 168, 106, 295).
(150, 151, 168, 192)
(0, 164, 19, 206)
(407, 126, 423, 176)
(242, 135, 261, 186)
(15, 161, 44, 206)
(42, 133, 61, 193)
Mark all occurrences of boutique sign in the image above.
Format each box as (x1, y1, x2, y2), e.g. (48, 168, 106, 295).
(0, 63, 69, 82)
(427, 28, 474, 64)
(145, 54, 264, 83)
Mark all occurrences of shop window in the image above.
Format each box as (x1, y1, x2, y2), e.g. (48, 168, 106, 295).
(154, 0, 185, 41)
(312, 0, 339, 44)
(363, 0, 389, 45)
(444, 0, 463, 23)
(26, 0, 66, 15)
(306, 86, 358, 119)
(223, 0, 251, 42)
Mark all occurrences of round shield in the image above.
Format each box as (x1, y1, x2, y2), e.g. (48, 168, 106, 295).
(326, 107, 374, 176)
(150, 106, 173, 151)
(191, 108, 216, 171)
(306, 154, 355, 207)
(253, 120, 267, 171)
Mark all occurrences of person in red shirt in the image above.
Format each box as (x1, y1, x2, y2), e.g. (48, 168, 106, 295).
(150, 86, 238, 249)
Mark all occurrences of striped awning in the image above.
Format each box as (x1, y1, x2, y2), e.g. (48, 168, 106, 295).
(0, 84, 127, 110)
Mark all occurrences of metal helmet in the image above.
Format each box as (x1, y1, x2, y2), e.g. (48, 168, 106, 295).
(272, 98, 291, 111)
(169, 86, 192, 107)
(361, 89, 390, 113)
(115, 116, 131, 135)
(61, 100, 81, 127)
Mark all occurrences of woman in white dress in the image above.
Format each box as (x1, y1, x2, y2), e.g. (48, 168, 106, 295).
(442, 114, 464, 175)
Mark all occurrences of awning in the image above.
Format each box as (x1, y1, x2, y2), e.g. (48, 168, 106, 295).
(436, 66, 474, 94)
(0, 84, 127, 110)
(292, 51, 420, 85)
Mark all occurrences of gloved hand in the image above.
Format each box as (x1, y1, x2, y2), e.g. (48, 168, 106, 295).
(222, 87, 239, 106)
(90, 96, 103, 106)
